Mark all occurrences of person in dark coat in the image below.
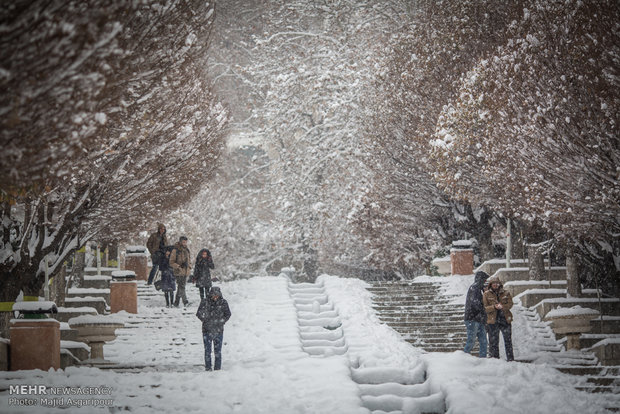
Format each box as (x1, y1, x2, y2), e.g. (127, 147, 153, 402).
(146, 223, 168, 285)
(192, 248, 215, 300)
(159, 246, 176, 308)
(463, 270, 489, 357)
(196, 286, 231, 371)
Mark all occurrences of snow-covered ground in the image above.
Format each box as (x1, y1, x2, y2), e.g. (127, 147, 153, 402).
(1, 275, 617, 413)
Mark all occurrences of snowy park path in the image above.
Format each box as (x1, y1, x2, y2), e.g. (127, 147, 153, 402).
(1, 275, 618, 413)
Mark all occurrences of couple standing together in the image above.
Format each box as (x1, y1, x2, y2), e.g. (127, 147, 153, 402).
(464, 270, 514, 361)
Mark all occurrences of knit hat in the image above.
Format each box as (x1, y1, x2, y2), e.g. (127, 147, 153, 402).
(210, 286, 222, 297)
(179, 236, 188, 242)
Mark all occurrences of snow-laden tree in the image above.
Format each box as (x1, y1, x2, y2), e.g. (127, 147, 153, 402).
(0, 0, 228, 333)
(196, 0, 417, 278)
(358, 0, 526, 272)
(431, 0, 619, 292)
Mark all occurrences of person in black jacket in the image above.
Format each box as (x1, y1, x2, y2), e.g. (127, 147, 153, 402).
(192, 248, 215, 300)
(159, 246, 176, 308)
(463, 270, 489, 357)
(196, 286, 231, 371)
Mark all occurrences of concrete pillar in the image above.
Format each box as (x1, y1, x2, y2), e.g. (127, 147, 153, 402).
(110, 281, 138, 314)
(451, 249, 474, 275)
(10, 320, 60, 371)
(125, 252, 148, 281)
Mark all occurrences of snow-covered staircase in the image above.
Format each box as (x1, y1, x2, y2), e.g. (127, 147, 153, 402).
(516, 303, 620, 396)
(290, 279, 446, 413)
(351, 364, 445, 414)
(369, 281, 471, 353)
(289, 281, 348, 356)
(369, 280, 620, 401)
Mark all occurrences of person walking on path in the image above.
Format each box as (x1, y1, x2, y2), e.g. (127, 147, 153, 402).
(483, 276, 515, 361)
(146, 223, 168, 285)
(463, 270, 489, 357)
(170, 236, 191, 308)
(193, 248, 215, 300)
(196, 286, 231, 371)
(159, 246, 176, 308)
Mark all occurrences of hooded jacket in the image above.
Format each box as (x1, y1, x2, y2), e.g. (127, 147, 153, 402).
(147, 223, 168, 255)
(196, 287, 231, 335)
(483, 277, 514, 325)
(194, 248, 215, 288)
(464, 271, 489, 324)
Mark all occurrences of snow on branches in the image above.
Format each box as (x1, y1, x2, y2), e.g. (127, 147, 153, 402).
(0, 1, 228, 303)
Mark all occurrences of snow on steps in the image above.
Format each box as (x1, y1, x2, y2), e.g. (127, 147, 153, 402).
(370, 280, 620, 398)
(289, 280, 446, 413)
(370, 281, 475, 354)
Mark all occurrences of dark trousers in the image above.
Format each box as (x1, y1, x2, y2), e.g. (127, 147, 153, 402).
(174, 276, 188, 306)
(147, 264, 159, 284)
(163, 291, 174, 306)
(488, 322, 514, 361)
(199, 287, 208, 300)
(203, 332, 223, 370)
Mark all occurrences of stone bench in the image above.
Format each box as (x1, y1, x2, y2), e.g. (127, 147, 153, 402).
(81, 275, 113, 289)
(64, 297, 108, 314)
(84, 267, 118, 276)
(55, 306, 99, 323)
(66, 287, 110, 304)
(68, 314, 125, 364)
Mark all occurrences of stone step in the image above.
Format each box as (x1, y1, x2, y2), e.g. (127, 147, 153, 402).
(553, 365, 607, 376)
(54, 306, 99, 323)
(375, 310, 464, 318)
(586, 376, 620, 386)
(575, 385, 620, 394)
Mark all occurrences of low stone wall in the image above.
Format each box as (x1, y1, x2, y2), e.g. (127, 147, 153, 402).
(505, 280, 567, 297)
(495, 267, 567, 284)
(535, 298, 620, 319)
(588, 339, 620, 366)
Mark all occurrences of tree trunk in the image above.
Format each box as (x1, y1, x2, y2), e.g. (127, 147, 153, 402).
(566, 252, 582, 298)
(528, 244, 546, 281)
(51, 265, 66, 307)
(0, 275, 24, 338)
(73, 251, 85, 288)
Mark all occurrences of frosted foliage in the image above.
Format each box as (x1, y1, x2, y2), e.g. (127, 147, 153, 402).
(431, 0, 619, 244)
(0, 1, 228, 302)
(358, 0, 521, 271)
(195, 0, 418, 275)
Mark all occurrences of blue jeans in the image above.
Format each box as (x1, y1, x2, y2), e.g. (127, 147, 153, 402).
(464, 320, 487, 357)
(203, 332, 223, 370)
(147, 264, 159, 284)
